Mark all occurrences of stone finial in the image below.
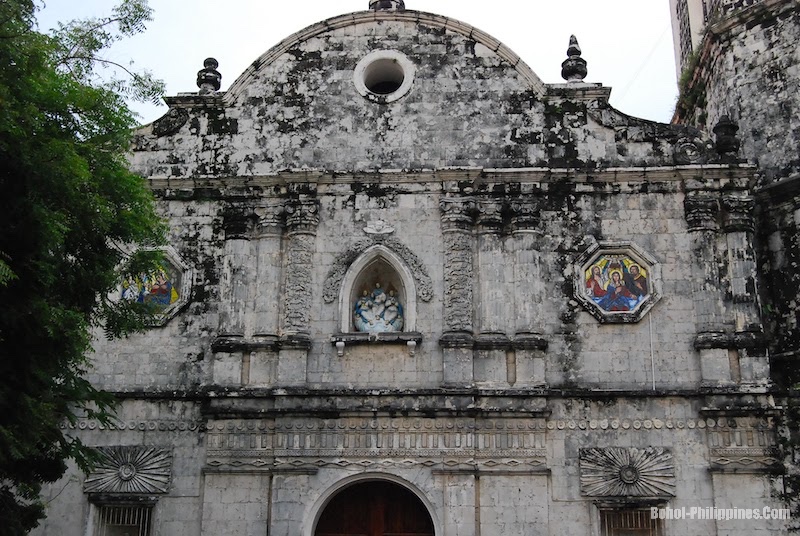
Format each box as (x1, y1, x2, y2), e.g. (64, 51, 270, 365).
(713, 115, 741, 157)
(561, 35, 588, 83)
(196, 57, 221, 93)
(370, 0, 405, 10)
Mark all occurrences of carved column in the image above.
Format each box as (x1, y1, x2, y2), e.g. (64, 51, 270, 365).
(509, 197, 547, 386)
(214, 207, 255, 386)
(685, 193, 731, 384)
(439, 196, 476, 386)
(278, 198, 319, 386)
(721, 195, 767, 384)
(474, 198, 510, 386)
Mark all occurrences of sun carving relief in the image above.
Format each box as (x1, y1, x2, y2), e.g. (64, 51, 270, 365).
(579, 447, 676, 497)
(574, 241, 661, 323)
(83, 446, 172, 494)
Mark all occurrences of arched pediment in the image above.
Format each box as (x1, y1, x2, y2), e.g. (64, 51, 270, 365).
(224, 10, 545, 101)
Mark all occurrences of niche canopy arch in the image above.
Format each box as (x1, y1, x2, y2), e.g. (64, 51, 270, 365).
(333, 245, 422, 354)
(340, 245, 417, 333)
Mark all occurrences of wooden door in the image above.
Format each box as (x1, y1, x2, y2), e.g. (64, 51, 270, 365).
(315, 481, 434, 536)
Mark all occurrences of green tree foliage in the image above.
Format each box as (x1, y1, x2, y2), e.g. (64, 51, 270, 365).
(0, 0, 165, 531)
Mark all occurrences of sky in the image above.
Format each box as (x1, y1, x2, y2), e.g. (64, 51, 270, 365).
(35, 0, 679, 125)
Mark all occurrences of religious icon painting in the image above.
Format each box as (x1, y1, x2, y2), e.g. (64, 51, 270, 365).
(120, 246, 193, 326)
(574, 242, 661, 323)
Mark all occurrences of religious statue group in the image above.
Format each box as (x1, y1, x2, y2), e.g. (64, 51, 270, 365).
(354, 284, 404, 332)
(585, 257, 649, 312)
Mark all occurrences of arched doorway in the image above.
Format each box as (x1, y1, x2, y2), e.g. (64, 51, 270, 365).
(315, 480, 435, 536)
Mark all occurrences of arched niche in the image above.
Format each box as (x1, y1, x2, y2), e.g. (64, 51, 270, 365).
(306, 473, 439, 536)
(338, 245, 417, 333)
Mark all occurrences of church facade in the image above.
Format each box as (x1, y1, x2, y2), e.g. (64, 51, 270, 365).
(33, 1, 793, 535)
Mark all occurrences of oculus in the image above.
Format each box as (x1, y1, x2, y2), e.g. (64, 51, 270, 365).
(354, 50, 415, 104)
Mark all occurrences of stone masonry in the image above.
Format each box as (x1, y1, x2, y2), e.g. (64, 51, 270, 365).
(32, 3, 790, 536)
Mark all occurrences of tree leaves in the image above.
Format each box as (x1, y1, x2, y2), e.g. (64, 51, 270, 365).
(0, 0, 165, 532)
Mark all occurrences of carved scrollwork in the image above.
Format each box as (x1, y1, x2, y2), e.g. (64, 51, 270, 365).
(439, 196, 476, 231)
(284, 199, 320, 233)
(509, 197, 540, 231)
(579, 447, 675, 497)
(322, 237, 433, 304)
(152, 108, 189, 137)
(684, 194, 719, 232)
(721, 195, 755, 233)
(673, 136, 710, 165)
(84, 446, 172, 494)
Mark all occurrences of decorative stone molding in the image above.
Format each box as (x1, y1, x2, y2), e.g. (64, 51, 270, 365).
(205, 417, 547, 471)
(196, 57, 221, 93)
(330, 332, 422, 357)
(573, 241, 661, 323)
(713, 115, 741, 158)
(684, 194, 720, 231)
(673, 136, 710, 164)
(323, 237, 433, 305)
(222, 206, 257, 240)
(284, 199, 320, 233)
(84, 446, 172, 494)
(508, 197, 540, 231)
(439, 196, 476, 231)
(254, 204, 284, 237)
(475, 199, 504, 231)
(721, 195, 755, 233)
(579, 447, 675, 498)
(561, 35, 588, 83)
(694, 330, 766, 351)
(709, 447, 782, 473)
(152, 108, 188, 137)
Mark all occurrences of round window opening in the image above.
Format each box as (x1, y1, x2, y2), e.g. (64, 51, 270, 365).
(364, 58, 405, 95)
(354, 50, 415, 103)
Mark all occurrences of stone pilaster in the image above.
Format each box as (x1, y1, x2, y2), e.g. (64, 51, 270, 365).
(509, 197, 547, 386)
(721, 195, 768, 384)
(278, 198, 319, 386)
(215, 207, 255, 386)
(474, 198, 509, 386)
(439, 196, 476, 386)
(685, 193, 731, 384)
(247, 204, 284, 385)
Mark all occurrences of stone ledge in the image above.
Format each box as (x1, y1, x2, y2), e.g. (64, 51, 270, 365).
(330, 332, 422, 345)
(212, 335, 280, 353)
(694, 330, 767, 351)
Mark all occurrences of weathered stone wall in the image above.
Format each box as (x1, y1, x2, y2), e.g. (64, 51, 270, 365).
(30, 6, 790, 536)
(676, 1, 800, 184)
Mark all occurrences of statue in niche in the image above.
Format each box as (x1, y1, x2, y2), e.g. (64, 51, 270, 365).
(354, 283, 404, 332)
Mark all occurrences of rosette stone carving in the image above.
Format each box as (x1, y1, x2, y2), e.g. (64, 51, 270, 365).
(579, 447, 675, 497)
(84, 446, 172, 494)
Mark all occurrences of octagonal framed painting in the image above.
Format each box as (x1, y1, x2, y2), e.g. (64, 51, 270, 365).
(119, 246, 193, 326)
(574, 241, 662, 324)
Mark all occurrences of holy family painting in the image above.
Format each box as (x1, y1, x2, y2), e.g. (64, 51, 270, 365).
(121, 264, 180, 309)
(584, 254, 649, 313)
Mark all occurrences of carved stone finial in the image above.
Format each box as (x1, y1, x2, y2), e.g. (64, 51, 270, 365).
(713, 115, 741, 157)
(196, 57, 221, 93)
(561, 35, 588, 82)
(370, 0, 405, 10)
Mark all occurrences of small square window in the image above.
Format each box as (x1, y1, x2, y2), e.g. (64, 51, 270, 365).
(600, 509, 663, 536)
(95, 504, 152, 536)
